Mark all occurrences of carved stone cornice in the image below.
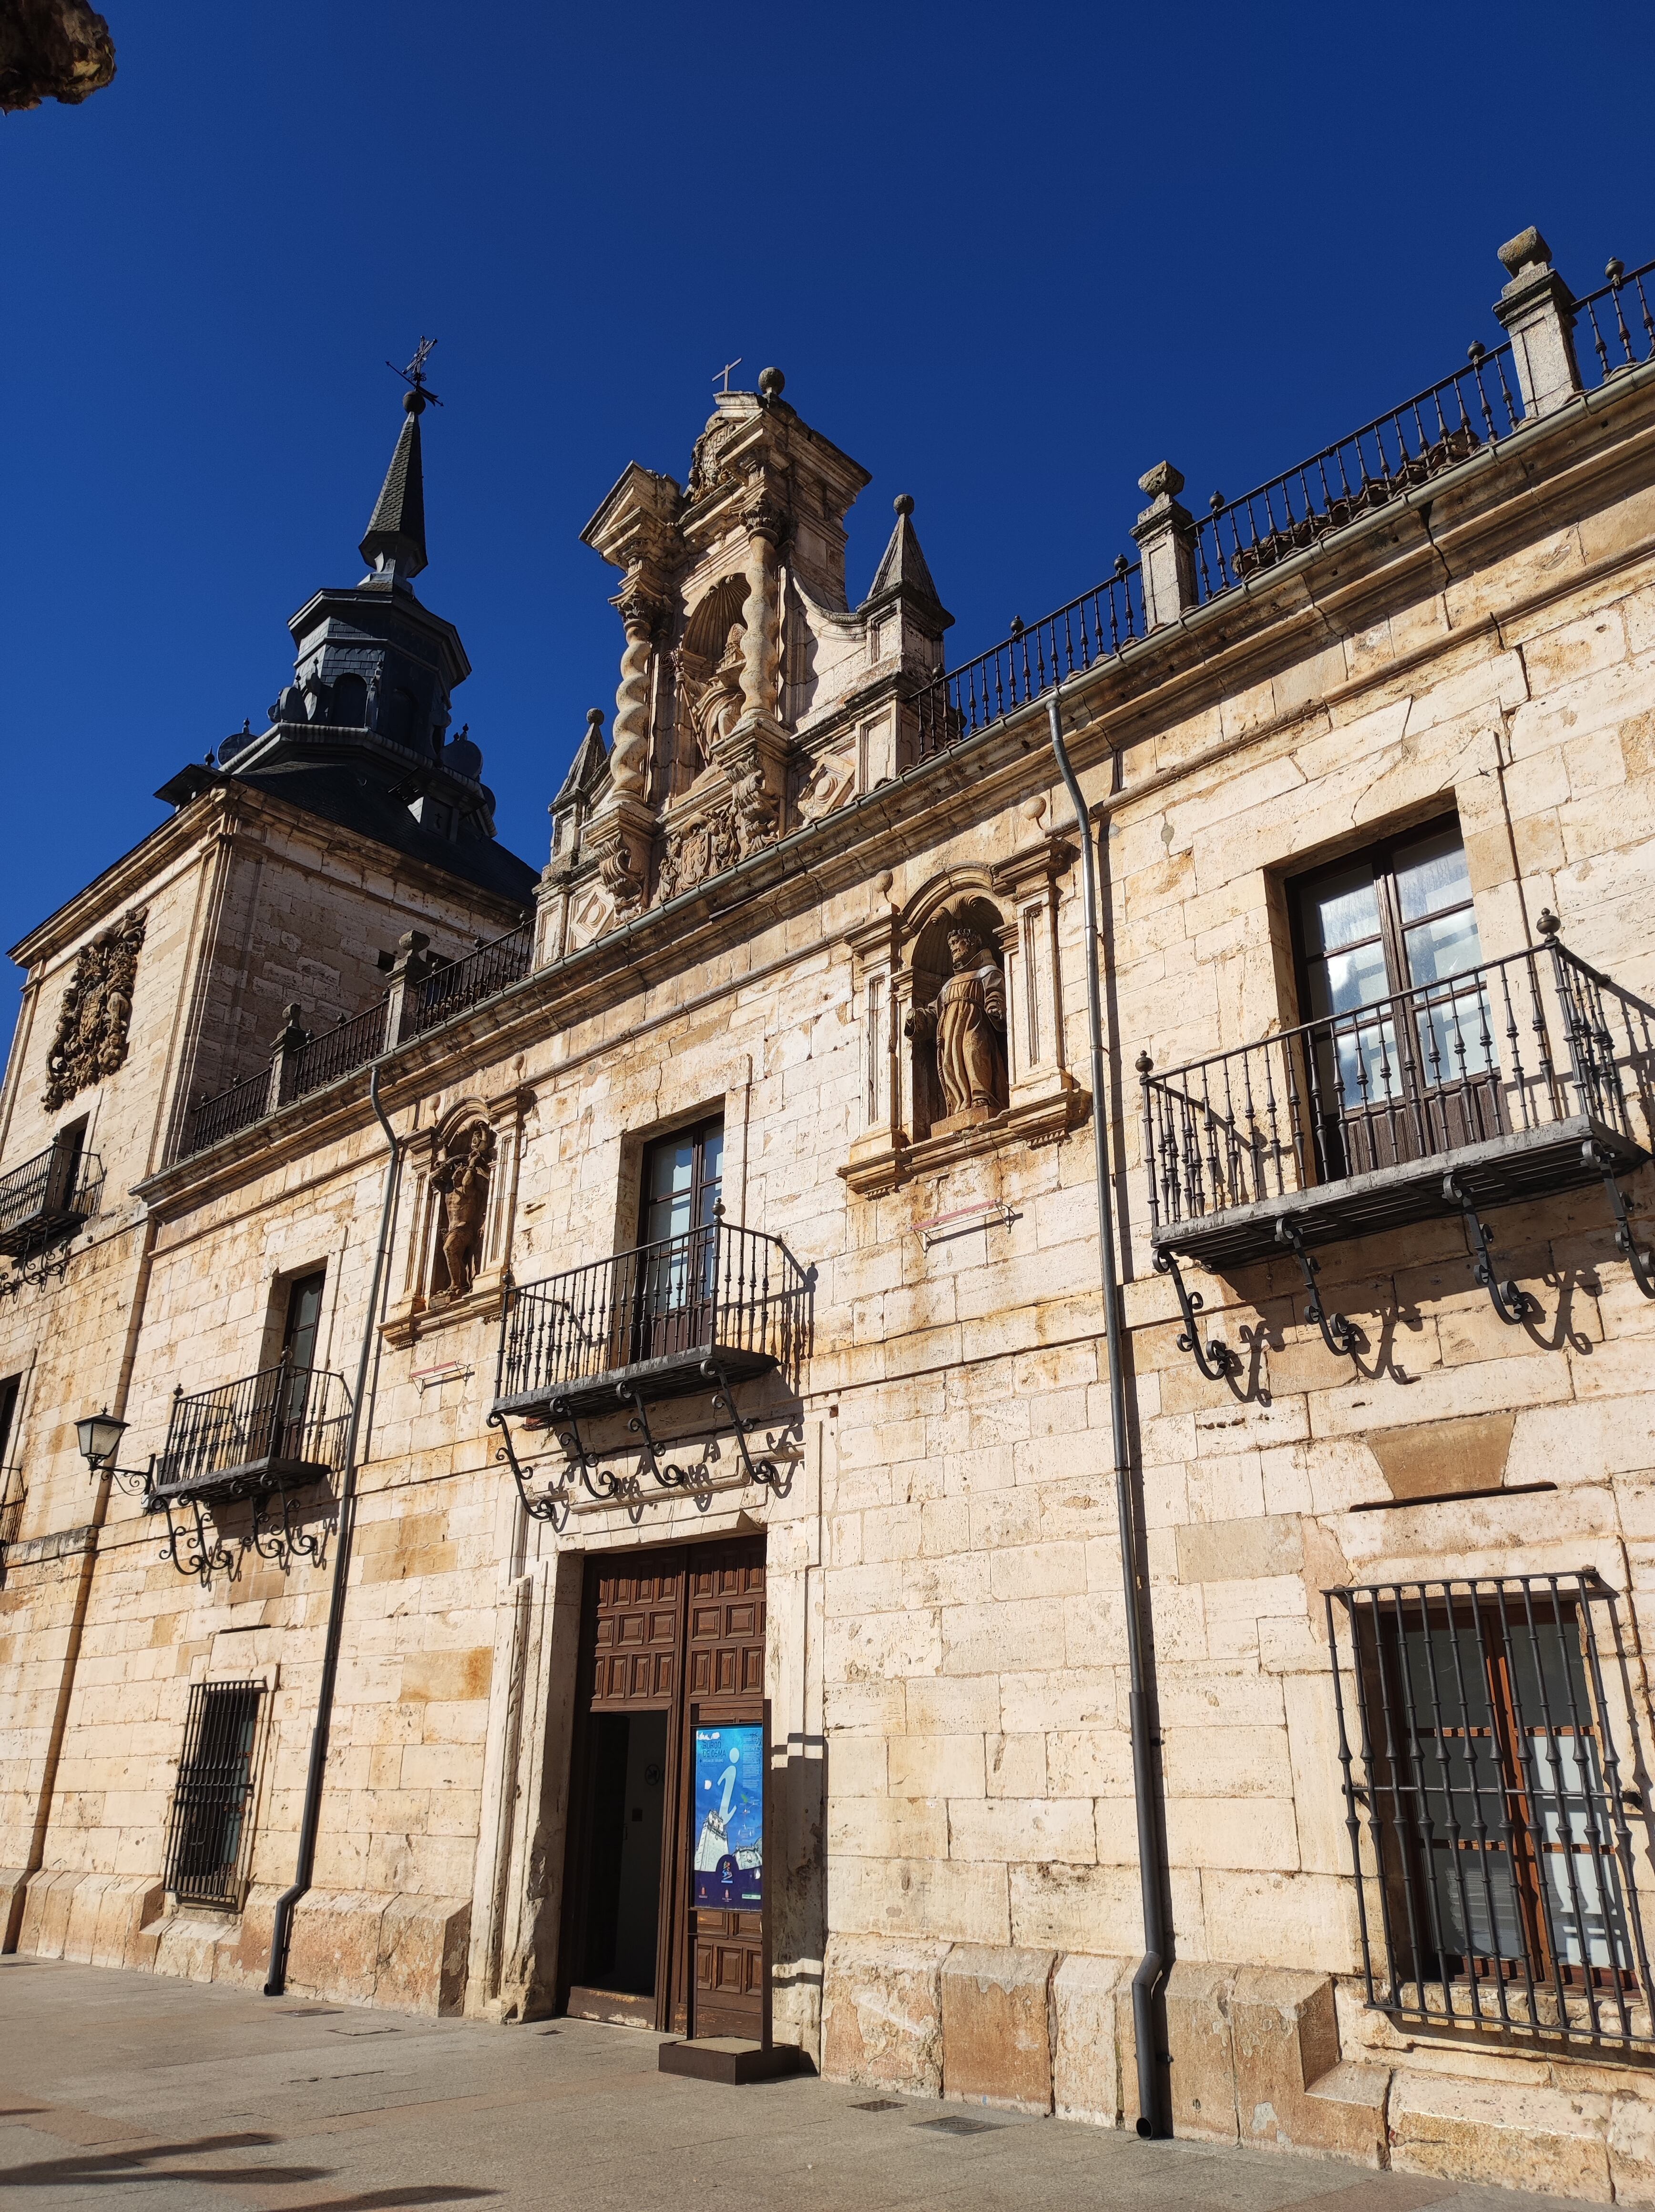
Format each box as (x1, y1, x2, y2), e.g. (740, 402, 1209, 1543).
(992, 836, 1078, 900)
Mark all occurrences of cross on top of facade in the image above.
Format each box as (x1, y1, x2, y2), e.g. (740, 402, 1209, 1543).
(387, 335, 444, 408)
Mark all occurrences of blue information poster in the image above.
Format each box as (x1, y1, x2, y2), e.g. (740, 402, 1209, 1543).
(692, 1723, 764, 1910)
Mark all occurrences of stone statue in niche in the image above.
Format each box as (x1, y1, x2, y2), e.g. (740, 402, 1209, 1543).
(430, 1124, 494, 1301)
(43, 906, 147, 1110)
(687, 621, 746, 766)
(905, 921, 1007, 1126)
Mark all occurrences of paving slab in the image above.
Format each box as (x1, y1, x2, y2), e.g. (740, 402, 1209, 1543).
(0, 1956, 1586, 2212)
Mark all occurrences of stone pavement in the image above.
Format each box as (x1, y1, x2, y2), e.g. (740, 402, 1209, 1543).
(0, 1956, 1583, 2212)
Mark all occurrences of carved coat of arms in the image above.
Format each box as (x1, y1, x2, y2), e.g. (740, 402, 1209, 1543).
(43, 907, 147, 1110)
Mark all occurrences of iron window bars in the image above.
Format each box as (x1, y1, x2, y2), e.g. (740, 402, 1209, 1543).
(1326, 1572, 1655, 2051)
(163, 1679, 263, 1909)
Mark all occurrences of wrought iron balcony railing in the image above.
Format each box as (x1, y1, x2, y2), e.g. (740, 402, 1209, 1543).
(0, 1141, 104, 1259)
(493, 1217, 813, 1421)
(153, 1359, 351, 1502)
(1138, 929, 1655, 1300)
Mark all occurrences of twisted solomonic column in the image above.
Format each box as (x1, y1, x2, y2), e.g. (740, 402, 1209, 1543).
(609, 590, 658, 799)
(739, 500, 785, 726)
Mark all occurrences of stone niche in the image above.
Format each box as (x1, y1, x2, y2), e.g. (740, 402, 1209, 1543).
(841, 849, 1089, 1198)
(382, 1090, 529, 1348)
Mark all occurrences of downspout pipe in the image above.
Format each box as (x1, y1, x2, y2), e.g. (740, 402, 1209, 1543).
(265, 1061, 402, 1996)
(1048, 696, 1168, 2137)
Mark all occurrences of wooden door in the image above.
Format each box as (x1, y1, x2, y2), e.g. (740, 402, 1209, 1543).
(563, 1552, 686, 2028)
(562, 1535, 767, 2040)
(684, 1539, 767, 2041)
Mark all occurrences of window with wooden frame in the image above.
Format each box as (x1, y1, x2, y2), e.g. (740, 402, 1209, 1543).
(1287, 815, 1500, 1179)
(164, 1679, 264, 1909)
(633, 1117, 725, 1364)
(1328, 1574, 1655, 2049)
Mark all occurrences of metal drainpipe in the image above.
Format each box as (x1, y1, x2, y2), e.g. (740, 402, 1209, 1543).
(265, 1061, 402, 1996)
(1048, 695, 1168, 2137)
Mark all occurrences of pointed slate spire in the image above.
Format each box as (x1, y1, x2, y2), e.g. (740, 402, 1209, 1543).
(864, 493, 952, 635)
(359, 389, 429, 585)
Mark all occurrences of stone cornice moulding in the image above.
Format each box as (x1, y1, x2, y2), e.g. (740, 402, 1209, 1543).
(131, 365, 1655, 1211)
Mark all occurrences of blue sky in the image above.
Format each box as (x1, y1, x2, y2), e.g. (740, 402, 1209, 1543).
(4, 0, 1649, 960)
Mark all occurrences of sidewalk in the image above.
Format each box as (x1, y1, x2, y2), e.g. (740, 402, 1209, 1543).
(0, 1955, 1583, 2211)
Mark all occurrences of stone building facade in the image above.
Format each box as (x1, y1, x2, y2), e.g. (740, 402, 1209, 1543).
(4, 226, 1655, 2197)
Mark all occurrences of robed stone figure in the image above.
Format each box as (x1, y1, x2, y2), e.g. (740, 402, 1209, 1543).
(906, 922, 1007, 1120)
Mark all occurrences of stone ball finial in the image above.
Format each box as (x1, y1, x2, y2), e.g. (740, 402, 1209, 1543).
(1498, 226, 1551, 279)
(403, 387, 427, 416)
(586, 706, 605, 730)
(758, 367, 786, 400)
(1138, 461, 1185, 501)
(894, 493, 915, 517)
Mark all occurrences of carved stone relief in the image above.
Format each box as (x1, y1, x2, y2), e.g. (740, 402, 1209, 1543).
(795, 743, 856, 826)
(429, 1122, 494, 1301)
(43, 905, 146, 1110)
(655, 799, 741, 905)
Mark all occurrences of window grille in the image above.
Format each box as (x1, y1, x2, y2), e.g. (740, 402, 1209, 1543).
(163, 1680, 263, 1908)
(1326, 1573, 1655, 2049)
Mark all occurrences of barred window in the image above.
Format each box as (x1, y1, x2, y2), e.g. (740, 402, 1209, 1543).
(164, 1680, 263, 1909)
(1326, 1573, 1655, 2048)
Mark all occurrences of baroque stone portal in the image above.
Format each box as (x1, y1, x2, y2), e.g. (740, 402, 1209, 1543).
(430, 1124, 494, 1300)
(906, 921, 1007, 1124)
(43, 906, 146, 1110)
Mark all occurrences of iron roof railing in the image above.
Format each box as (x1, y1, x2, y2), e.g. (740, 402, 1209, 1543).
(1190, 345, 1522, 602)
(1573, 256, 1655, 390)
(178, 913, 532, 1160)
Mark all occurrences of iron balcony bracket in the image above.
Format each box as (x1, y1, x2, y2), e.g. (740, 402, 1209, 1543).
(614, 1381, 697, 1491)
(153, 1488, 235, 1586)
(1585, 1141, 1655, 1300)
(1443, 1173, 1529, 1324)
(700, 1359, 785, 1490)
(1152, 1249, 1230, 1380)
(550, 1394, 633, 1501)
(248, 1481, 325, 1570)
(487, 1408, 569, 1527)
(1275, 1215, 1358, 1357)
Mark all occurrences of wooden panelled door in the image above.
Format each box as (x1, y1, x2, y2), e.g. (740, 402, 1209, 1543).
(562, 1535, 766, 2040)
(687, 1543, 767, 2041)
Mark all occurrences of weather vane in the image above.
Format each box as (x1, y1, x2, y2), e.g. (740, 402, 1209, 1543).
(387, 336, 444, 407)
(714, 356, 742, 394)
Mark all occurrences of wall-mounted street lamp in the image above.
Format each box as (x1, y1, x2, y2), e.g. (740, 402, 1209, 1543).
(75, 1408, 154, 1496)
